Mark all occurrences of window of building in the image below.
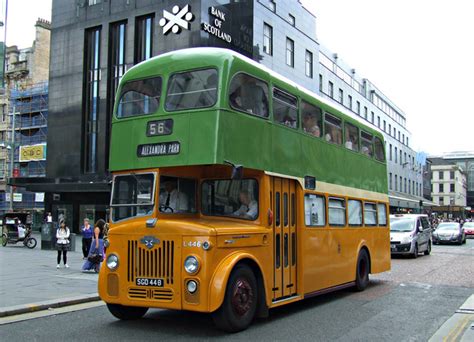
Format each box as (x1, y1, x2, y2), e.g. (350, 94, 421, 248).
(439, 171, 444, 180)
(348, 95, 352, 110)
(408, 180, 411, 194)
(439, 196, 444, 205)
(378, 203, 387, 226)
(377, 116, 380, 128)
(406, 137, 409, 146)
(344, 122, 359, 151)
(388, 124, 392, 136)
(286, 37, 294, 67)
(269, 0, 276, 12)
(319, 74, 323, 92)
(329, 197, 346, 226)
(338, 88, 343, 104)
(109, 20, 127, 124)
(395, 175, 398, 191)
(301, 101, 322, 137)
(389, 144, 392, 161)
(383, 120, 386, 132)
(393, 127, 396, 137)
(305, 50, 313, 78)
(263, 23, 273, 55)
(371, 112, 374, 124)
(289, 14, 295, 26)
(273, 88, 298, 129)
(0, 159, 5, 179)
(374, 137, 385, 162)
(167, 68, 218, 111)
(328, 81, 334, 98)
(305, 194, 325, 227)
(361, 131, 373, 157)
(439, 183, 444, 193)
(404, 178, 407, 193)
(450, 171, 455, 179)
(404, 152, 407, 164)
(364, 203, 377, 226)
(402, 134, 405, 144)
(229, 73, 269, 118)
(399, 150, 402, 165)
(389, 173, 392, 190)
(399, 177, 402, 192)
(450, 183, 455, 192)
(364, 106, 368, 120)
(88, 0, 101, 5)
(348, 200, 362, 226)
(395, 147, 398, 163)
(84, 26, 101, 173)
(135, 14, 154, 63)
(356, 101, 360, 115)
(324, 113, 342, 145)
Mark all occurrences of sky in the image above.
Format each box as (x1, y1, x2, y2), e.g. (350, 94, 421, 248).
(5, 0, 473, 155)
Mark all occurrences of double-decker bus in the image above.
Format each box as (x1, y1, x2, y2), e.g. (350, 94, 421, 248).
(99, 47, 390, 332)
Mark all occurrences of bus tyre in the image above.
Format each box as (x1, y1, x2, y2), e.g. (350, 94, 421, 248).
(2, 234, 7, 247)
(106, 303, 148, 320)
(212, 264, 257, 333)
(354, 249, 370, 292)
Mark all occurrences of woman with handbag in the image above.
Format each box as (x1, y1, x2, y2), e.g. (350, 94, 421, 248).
(56, 220, 71, 269)
(82, 219, 106, 272)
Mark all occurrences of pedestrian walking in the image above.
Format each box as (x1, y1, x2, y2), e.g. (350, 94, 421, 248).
(80, 218, 93, 259)
(82, 219, 106, 273)
(56, 220, 71, 269)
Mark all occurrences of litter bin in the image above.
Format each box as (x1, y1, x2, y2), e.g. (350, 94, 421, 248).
(41, 222, 56, 250)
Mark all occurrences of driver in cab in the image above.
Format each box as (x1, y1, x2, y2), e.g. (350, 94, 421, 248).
(159, 179, 188, 213)
(233, 190, 258, 220)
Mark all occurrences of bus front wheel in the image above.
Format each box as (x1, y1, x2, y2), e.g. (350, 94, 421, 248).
(106, 303, 148, 320)
(212, 264, 257, 333)
(354, 249, 370, 291)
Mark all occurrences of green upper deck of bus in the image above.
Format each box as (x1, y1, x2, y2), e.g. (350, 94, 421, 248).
(110, 47, 388, 194)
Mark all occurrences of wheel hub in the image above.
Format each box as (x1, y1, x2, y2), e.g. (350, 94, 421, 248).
(231, 278, 254, 316)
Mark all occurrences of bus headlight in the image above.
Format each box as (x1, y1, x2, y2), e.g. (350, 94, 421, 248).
(106, 254, 119, 271)
(186, 280, 198, 294)
(184, 256, 200, 274)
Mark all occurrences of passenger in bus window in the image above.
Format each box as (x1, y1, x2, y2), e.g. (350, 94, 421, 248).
(302, 112, 320, 137)
(233, 190, 258, 219)
(229, 74, 268, 117)
(159, 180, 189, 212)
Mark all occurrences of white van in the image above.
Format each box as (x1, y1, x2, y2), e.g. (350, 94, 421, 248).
(389, 214, 432, 258)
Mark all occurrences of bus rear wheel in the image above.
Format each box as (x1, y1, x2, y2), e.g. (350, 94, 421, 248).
(106, 303, 148, 320)
(354, 249, 370, 291)
(212, 264, 257, 333)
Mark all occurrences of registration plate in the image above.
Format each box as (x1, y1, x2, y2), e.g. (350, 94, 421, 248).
(136, 278, 164, 287)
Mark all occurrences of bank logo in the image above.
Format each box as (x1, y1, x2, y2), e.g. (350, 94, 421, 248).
(159, 5, 194, 35)
(140, 236, 160, 249)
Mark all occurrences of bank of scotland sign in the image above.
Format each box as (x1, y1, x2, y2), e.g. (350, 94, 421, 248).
(159, 5, 194, 35)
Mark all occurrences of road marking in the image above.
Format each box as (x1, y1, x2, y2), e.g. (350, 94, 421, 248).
(442, 314, 472, 342)
(0, 301, 105, 325)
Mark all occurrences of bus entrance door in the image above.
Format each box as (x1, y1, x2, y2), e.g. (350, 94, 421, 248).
(272, 177, 297, 301)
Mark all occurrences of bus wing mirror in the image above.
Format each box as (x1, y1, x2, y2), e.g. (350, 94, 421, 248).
(231, 165, 243, 180)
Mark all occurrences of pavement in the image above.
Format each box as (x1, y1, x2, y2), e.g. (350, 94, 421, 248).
(0, 232, 100, 317)
(1, 233, 473, 340)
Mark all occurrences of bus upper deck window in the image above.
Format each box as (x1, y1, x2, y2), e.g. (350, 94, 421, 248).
(324, 113, 342, 145)
(165, 68, 218, 111)
(344, 122, 359, 151)
(273, 88, 298, 129)
(374, 137, 385, 162)
(361, 131, 374, 157)
(116, 77, 162, 118)
(229, 73, 269, 118)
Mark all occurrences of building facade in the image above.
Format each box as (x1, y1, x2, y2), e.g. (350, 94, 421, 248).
(428, 152, 474, 218)
(0, 19, 50, 224)
(16, 0, 426, 230)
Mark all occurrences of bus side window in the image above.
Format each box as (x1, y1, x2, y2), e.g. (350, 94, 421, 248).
(377, 203, 387, 226)
(348, 199, 362, 226)
(301, 100, 322, 137)
(344, 122, 359, 151)
(374, 137, 385, 162)
(304, 194, 325, 227)
(328, 197, 346, 226)
(324, 113, 342, 145)
(361, 131, 374, 157)
(273, 88, 298, 129)
(229, 73, 269, 118)
(364, 202, 377, 226)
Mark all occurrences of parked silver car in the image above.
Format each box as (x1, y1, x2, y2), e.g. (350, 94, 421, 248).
(389, 214, 432, 258)
(432, 222, 466, 245)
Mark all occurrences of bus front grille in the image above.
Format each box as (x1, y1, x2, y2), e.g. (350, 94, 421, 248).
(128, 288, 174, 302)
(127, 240, 175, 285)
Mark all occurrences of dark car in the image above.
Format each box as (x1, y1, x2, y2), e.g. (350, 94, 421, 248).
(432, 222, 466, 245)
